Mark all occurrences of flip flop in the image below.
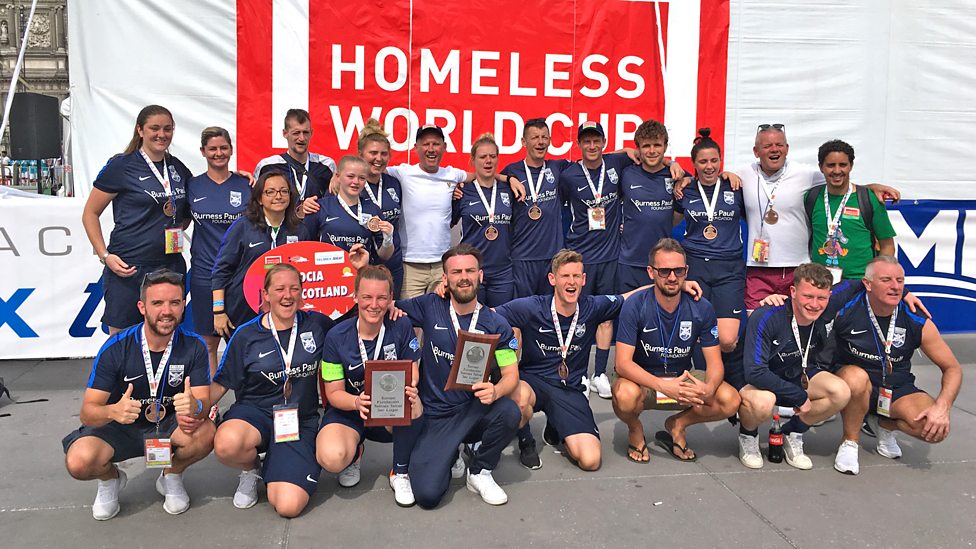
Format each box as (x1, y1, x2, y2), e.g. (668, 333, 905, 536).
(654, 430, 697, 462)
(626, 441, 650, 464)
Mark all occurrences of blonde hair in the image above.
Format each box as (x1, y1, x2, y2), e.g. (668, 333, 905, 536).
(357, 118, 390, 153)
(470, 132, 498, 160)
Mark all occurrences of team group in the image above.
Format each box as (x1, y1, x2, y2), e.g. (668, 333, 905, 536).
(65, 105, 962, 520)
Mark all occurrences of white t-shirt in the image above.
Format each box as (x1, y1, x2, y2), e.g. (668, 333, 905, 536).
(737, 159, 825, 267)
(387, 163, 467, 263)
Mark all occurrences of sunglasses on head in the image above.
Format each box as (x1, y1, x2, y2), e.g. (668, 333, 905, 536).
(141, 269, 184, 287)
(651, 266, 688, 278)
(757, 123, 786, 133)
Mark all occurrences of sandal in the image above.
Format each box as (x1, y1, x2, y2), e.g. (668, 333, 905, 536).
(654, 430, 697, 462)
(627, 441, 650, 463)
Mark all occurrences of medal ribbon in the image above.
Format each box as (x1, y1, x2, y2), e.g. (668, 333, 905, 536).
(268, 313, 299, 403)
(473, 181, 497, 225)
(357, 320, 387, 365)
(139, 150, 175, 223)
(697, 179, 721, 224)
(338, 196, 364, 224)
(266, 216, 281, 249)
(755, 164, 783, 221)
(865, 294, 899, 384)
(580, 160, 606, 205)
(823, 183, 854, 240)
(790, 315, 815, 383)
(363, 178, 383, 209)
(290, 159, 309, 200)
(139, 323, 174, 427)
(449, 302, 482, 336)
(550, 298, 580, 366)
(524, 160, 545, 205)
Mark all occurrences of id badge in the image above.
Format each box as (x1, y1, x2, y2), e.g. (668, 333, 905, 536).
(273, 403, 300, 443)
(164, 228, 184, 254)
(656, 377, 677, 405)
(877, 387, 893, 418)
(827, 266, 843, 285)
(587, 207, 606, 231)
(751, 238, 769, 263)
(144, 433, 172, 468)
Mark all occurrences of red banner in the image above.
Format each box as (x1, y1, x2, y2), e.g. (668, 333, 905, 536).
(237, 0, 729, 171)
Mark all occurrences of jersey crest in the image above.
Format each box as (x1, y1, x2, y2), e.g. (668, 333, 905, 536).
(679, 321, 693, 341)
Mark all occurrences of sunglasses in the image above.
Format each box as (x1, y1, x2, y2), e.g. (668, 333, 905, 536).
(757, 123, 786, 133)
(651, 266, 688, 278)
(141, 269, 184, 287)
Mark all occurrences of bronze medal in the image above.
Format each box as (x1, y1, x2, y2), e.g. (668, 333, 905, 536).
(591, 207, 605, 222)
(145, 402, 166, 423)
(367, 216, 382, 232)
(800, 371, 810, 390)
(764, 208, 779, 225)
(703, 224, 718, 240)
(485, 225, 499, 241)
(162, 200, 175, 217)
(558, 360, 569, 381)
(528, 205, 543, 220)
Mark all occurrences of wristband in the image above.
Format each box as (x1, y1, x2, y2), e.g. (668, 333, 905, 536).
(382, 233, 393, 246)
(213, 300, 225, 307)
(194, 398, 204, 415)
(213, 310, 227, 315)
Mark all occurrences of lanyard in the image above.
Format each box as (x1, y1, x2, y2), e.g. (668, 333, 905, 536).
(823, 184, 854, 239)
(265, 216, 281, 249)
(363, 178, 383, 209)
(697, 180, 721, 223)
(866, 295, 899, 383)
(473, 181, 497, 224)
(357, 320, 386, 365)
(338, 196, 363, 223)
(449, 302, 481, 336)
(290, 160, 309, 199)
(524, 160, 545, 204)
(755, 164, 783, 221)
(580, 160, 606, 204)
(139, 324, 174, 426)
(653, 299, 683, 375)
(550, 298, 580, 363)
(139, 150, 175, 222)
(268, 313, 299, 400)
(790, 315, 815, 380)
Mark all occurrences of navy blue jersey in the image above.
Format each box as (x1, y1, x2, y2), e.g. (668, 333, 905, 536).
(320, 316, 420, 395)
(86, 324, 210, 428)
(452, 181, 515, 277)
(676, 178, 745, 260)
(397, 294, 518, 417)
(617, 290, 719, 377)
(211, 217, 310, 326)
(93, 152, 194, 265)
(303, 195, 386, 262)
(215, 311, 335, 418)
(361, 173, 404, 268)
(830, 292, 926, 387)
(619, 164, 675, 267)
(495, 294, 622, 389)
(187, 173, 250, 274)
(501, 159, 570, 261)
(743, 301, 834, 406)
(560, 153, 632, 263)
(254, 153, 335, 201)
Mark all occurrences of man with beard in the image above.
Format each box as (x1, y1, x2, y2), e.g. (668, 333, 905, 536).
(63, 269, 214, 520)
(395, 244, 521, 507)
(254, 108, 336, 209)
(612, 239, 741, 463)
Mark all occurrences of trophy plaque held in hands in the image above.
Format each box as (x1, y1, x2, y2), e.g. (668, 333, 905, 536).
(445, 330, 500, 391)
(364, 360, 413, 427)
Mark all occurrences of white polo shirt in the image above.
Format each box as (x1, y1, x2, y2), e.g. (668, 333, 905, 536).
(387, 163, 467, 263)
(737, 159, 825, 268)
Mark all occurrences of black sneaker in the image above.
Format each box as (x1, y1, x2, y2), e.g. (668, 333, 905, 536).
(518, 438, 542, 470)
(543, 422, 560, 446)
(860, 419, 877, 438)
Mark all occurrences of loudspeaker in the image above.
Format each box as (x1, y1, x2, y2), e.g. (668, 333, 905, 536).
(10, 93, 61, 159)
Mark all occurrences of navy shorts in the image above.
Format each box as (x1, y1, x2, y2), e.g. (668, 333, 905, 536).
(522, 372, 599, 441)
(686, 255, 745, 319)
(617, 264, 651, 294)
(102, 257, 186, 329)
(388, 263, 404, 300)
(222, 403, 321, 495)
(772, 368, 824, 407)
(478, 267, 514, 308)
(513, 259, 554, 298)
(583, 260, 618, 296)
(62, 414, 178, 462)
(869, 381, 925, 415)
(319, 406, 393, 444)
(189, 265, 215, 337)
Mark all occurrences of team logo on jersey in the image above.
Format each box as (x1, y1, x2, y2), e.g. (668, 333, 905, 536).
(607, 168, 619, 185)
(230, 190, 242, 207)
(710, 326, 719, 339)
(168, 364, 185, 387)
(500, 192, 511, 207)
(724, 191, 735, 205)
(679, 321, 693, 341)
(825, 320, 834, 336)
(665, 178, 674, 194)
(544, 168, 555, 183)
(382, 343, 398, 360)
(575, 324, 586, 337)
(386, 187, 400, 202)
(409, 337, 420, 351)
(168, 165, 182, 183)
(300, 331, 316, 353)
(892, 327, 906, 348)
(508, 337, 519, 350)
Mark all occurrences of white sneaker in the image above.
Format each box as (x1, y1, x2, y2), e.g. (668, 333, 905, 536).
(338, 459, 361, 488)
(811, 413, 838, 427)
(581, 376, 591, 399)
(389, 472, 415, 507)
(155, 471, 190, 514)
(783, 432, 813, 470)
(868, 415, 903, 459)
(466, 469, 508, 505)
(92, 467, 127, 520)
(833, 440, 860, 475)
(777, 406, 795, 418)
(451, 455, 466, 479)
(233, 469, 261, 509)
(591, 373, 612, 399)
(738, 433, 764, 469)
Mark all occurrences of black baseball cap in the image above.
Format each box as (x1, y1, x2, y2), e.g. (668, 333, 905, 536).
(415, 124, 445, 141)
(577, 121, 605, 140)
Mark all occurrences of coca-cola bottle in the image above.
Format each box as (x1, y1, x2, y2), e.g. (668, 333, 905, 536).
(768, 413, 784, 463)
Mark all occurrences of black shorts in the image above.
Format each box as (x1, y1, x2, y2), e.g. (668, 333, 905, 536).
(222, 403, 321, 495)
(102, 257, 186, 329)
(62, 415, 178, 462)
(522, 372, 599, 441)
(318, 406, 393, 444)
(686, 255, 745, 319)
(583, 260, 618, 296)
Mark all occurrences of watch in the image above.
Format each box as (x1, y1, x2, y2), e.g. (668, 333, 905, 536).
(98, 252, 110, 265)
